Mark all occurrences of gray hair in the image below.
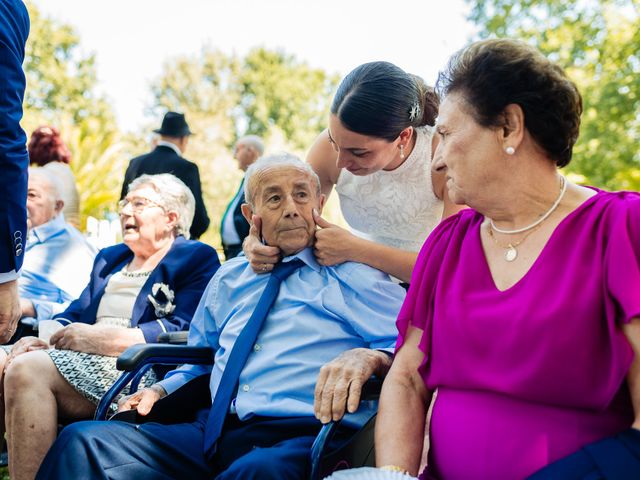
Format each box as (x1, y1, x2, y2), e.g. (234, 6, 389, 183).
(126, 174, 196, 239)
(236, 135, 265, 155)
(244, 152, 321, 206)
(28, 167, 63, 202)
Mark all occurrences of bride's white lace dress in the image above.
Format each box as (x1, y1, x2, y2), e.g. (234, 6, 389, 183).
(335, 127, 443, 253)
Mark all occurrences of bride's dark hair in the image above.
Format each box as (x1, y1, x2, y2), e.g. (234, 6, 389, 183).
(331, 61, 439, 140)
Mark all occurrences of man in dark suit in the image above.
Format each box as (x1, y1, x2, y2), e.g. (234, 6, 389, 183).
(0, 0, 30, 343)
(121, 112, 210, 239)
(220, 135, 264, 259)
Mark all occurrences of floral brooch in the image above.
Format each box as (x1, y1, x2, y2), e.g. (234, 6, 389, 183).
(147, 282, 176, 318)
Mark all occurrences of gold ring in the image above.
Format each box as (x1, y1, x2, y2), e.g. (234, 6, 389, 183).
(262, 264, 268, 272)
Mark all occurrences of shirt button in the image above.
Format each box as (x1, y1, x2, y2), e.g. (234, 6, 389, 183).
(242, 384, 250, 392)
(253, 344, 261, 352)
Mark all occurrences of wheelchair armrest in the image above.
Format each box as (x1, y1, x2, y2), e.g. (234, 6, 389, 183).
(96, 344, 214, 421)
(116, 344, 214, 371)
(309, 375, 382, 479)
(360, 376, 383, 401)
(157, 331, 189, 344)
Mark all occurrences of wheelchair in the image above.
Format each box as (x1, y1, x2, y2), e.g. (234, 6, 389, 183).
(95, 335, 380, 480)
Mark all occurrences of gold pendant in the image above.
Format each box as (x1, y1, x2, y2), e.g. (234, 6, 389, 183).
(505, 245, 518, 262)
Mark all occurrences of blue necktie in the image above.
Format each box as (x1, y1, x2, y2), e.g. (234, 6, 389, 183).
(203, 258, 304, 460)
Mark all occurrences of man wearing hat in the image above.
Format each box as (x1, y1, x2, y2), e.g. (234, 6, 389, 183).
(120, 112, 210, 239)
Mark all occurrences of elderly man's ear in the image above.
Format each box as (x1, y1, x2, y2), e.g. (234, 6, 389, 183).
(314, 194, 327, 219)
(240, 203, 254, 227)
(54, 199, 64, 215)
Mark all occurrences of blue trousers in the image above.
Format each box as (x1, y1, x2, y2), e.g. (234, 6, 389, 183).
(527, 428, 640, 479)
(36, 409, 324, 480)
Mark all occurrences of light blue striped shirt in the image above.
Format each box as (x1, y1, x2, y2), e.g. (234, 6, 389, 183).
(19, 214, 97, 320)
(161, 247, 405, 419)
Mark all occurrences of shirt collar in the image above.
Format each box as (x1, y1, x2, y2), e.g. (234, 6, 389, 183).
(29, 214, 67, 244)
(282, 247, 321, 273)
(156, 140, 182, 156)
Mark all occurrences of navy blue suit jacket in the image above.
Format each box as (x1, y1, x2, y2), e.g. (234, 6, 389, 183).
(120, 146, 210, 240)
(54, 236, 220, 343)
(0, 0, 29, 279)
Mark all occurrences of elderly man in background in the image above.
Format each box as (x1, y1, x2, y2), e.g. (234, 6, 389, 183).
(38, 153, 406, 480)
(18, 168, 96, 332)
(220, 135, 264, 259)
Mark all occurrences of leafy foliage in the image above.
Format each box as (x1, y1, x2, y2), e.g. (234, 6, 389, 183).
(149, 47, 339, 248)
(21, 4, 341, 250)
(468, 0, 640, 190)
(23, 3, 113, 127)
(239, 48, 339, 151)
(22, 2, 127, 229)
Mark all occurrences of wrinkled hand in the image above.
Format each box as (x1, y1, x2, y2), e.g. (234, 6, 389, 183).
(313, 210, 357, 266)
(314, 348, 391, 424)
(118, 384, 167, 416)
(6, 336, 49, 367)
(243, 215, 280, 274)
(50, 323, 107, 355)
(0, 280, 21, 344)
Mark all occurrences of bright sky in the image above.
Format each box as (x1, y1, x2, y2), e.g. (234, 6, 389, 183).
(32, 0, 477, 133)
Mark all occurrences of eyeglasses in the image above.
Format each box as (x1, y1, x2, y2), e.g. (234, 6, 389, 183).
(117, 197, 165, 215)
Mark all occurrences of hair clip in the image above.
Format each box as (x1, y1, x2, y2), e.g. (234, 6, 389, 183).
(409, 103, 421, 122)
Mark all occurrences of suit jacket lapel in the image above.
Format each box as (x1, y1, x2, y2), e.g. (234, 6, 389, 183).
(129, 236, 186, 327)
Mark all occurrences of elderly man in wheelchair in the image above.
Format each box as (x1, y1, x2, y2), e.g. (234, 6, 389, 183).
(37, 153, 406, 480)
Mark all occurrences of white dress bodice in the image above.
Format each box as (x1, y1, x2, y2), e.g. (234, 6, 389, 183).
(335, 127, 443, 252)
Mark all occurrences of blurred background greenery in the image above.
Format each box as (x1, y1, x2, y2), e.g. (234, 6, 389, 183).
(20, 0, 640, 258)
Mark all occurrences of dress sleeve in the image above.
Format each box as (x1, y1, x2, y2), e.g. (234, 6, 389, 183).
(395, 213, 461, 356)
(606, 194, 640, 324)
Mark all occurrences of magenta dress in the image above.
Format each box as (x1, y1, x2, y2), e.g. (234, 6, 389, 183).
(395, 190, 640, 479)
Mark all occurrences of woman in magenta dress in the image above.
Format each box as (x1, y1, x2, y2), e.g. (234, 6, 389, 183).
(375, 39, 640, 479)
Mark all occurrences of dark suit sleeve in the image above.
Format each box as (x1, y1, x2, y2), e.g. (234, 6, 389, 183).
(184, 163, 210, 239)
(0, 0, 29, 278)
(138, 242, 220, 342)
(120, 160, 135, 200)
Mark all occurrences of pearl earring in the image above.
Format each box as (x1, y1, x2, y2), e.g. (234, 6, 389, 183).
(505, 146, 515, 155)
(399, 144, 405, 160)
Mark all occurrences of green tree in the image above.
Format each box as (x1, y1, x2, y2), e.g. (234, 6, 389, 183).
(23, 2, 125, 229)
(23, 3, 114, 128)
(239, 48, 339, 151)
(149, 47, 339, 250)
(468, 0, 640, 190)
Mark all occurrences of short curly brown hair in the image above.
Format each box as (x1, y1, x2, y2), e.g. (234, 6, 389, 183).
(28, 126, 72, 166)
(436, 38, 582, 167)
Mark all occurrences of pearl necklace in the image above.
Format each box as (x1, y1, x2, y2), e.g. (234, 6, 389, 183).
(488, 223, 541, 262)
(490, 176, 567, 235)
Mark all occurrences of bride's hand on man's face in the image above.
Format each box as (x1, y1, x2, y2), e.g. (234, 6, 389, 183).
(313, 210, 355, 266)
(243, 215, 281, 273)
